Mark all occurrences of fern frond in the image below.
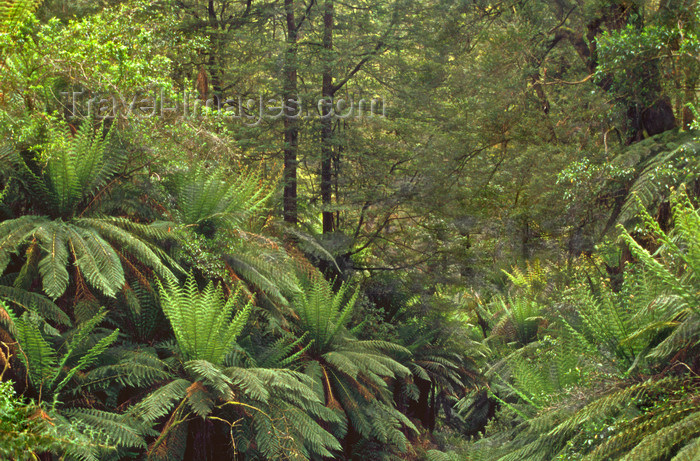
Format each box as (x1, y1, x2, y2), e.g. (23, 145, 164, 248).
(0, 215, 44, 275)
(0, 285, 70, 326)
(158, 274, 252, 365)
(62, 408, 147, 449)
(185, 360, 235, 401)
(13, 311, 57, 387)
(173, 165, 273, 227)
(618, 138, 700, 225)
(53, 328, 119, 397)
(620, 410, 700, 461)
(131, 378, 189, 423)
(83, 347, 168, 390)
(66, 226, 124, 298)
(76, 218, 177, 281)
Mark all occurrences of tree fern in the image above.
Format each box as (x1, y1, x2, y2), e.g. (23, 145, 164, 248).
(464, 185, 700, 460)
(292, 273, 358, 354)
(129, 273, 343, 460)
(9, 306, 118, 402)
(289, 272, 417, 454)
(157, 273, 252, 365)
(0, 127, 177, 300)
(171, 165, 273, 229)
(617, 134, 700, 226)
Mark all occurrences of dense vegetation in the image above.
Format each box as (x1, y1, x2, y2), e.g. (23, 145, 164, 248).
(0, 0, 698, 459)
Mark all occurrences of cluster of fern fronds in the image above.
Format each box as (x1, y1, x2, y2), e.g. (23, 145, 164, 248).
(0, 118, 484, 461)
(427, 185, 700, 461)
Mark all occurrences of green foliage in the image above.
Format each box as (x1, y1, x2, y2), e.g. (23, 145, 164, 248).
(166, 164, 304, 307)
(21, 120, 121, 217)
(157, 273, 251, 365)
(0, 0, 41, 34)
(0, 379, 121, 460)
(461, 186, 700, 460)
(292, 274, 358, 355)
(0, 122, 178, 299)
(171, 165, 273, 229)
(126, 272, 344, 460)
(290, 273, 417, 456)
(2, 0, 698, 459)
(9, 305, 119, 401)
(616, 133, 700, 226)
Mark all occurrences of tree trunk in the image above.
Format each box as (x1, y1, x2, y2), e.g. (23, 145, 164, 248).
(283, 0, 299, 224)
(555, 2, 676, 142)
(321, 0, 334, 234)
(207, 0, 223, 108)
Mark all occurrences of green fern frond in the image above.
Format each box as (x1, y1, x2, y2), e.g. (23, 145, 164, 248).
(131, 378, 189, 423)
(53, 328, 119, 397)
(587, 402, 700, 460)
(0, 215, 44, 275)
(617, 137, 700, 225)
(83, 347, 169, 390)
(185, 360, 235, 402)
(33, 221, 70, 300)
(157, 273, 252, 365)
(66, 226, 124, 298)
(293, 275, 358, 354)
(77, 218, 178, 281)
(13, 311, 57, 387)
(225, 366, 270, 402)
(620, 410, 700, 461)
(172, 165, 273, 228)
(62, 408, 147, 449)
(0, 285, 70, 326)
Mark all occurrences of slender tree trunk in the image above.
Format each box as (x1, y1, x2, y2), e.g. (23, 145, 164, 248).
(207, 0, 222, 107)
(334, 119, 343, 229)
(283, 0, 299, 224)
(321, 0, 335, 234)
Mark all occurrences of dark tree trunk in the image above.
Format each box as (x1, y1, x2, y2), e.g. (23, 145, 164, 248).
(207, 0, 223, 108)
(407, 376, 435, 431)
(321, 0, 335, 234)
(283, 0, 299, 224)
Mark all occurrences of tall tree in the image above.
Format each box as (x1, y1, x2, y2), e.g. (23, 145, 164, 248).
(283, 0, 299, 224)
(282, 0, 316, 224)
(320, 0, 334, 233)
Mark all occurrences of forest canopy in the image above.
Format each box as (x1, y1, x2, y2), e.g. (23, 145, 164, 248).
(0, 0, 698, 459)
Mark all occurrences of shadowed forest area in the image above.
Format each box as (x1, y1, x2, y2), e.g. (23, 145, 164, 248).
(0, 0, 699, 459)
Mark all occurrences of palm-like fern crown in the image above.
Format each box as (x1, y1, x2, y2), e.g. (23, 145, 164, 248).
(0, 122, 179, 300)
(157, 273, 252, 365)
(6, 303, 118, 402)
(172, 165, 273, 229)
(292, 273, 358, 355)
(19, 121, 123, 218)
(167, 164, 306, 307)
(289, 274, 417, 451)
